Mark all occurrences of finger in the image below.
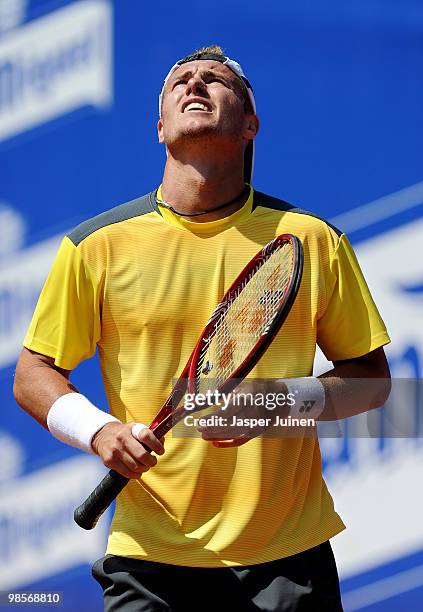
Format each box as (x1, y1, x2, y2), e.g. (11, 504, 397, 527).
(200, 429, 240, 441)
(125, 437, 159, 468)
(131, 422, 149, 441)
(196, 409, 242, 436)
(133, 424, 165, 455)
(199, 423, 248, 440)
(120, 446, 157, 471)
(106, 458, 149, 480)
(212, 436, 252, 448)
(126, 449, 157, 472)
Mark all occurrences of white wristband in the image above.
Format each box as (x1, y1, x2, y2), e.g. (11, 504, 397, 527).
(283, 377, 326, 420)
(47, 393, 120, 454)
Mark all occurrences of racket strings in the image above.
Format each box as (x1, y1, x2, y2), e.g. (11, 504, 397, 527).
(202, 242, 293, 387)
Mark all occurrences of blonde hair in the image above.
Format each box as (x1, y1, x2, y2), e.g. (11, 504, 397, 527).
(191, 45, 225, 57)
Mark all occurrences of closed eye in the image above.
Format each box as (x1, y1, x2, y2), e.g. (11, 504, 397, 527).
(173, 77, 223, 87)
(171, 71, 229, 89)
(204, 75, 228, 86)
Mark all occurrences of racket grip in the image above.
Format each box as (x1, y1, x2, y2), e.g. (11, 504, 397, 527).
(74, 469, 129, 530)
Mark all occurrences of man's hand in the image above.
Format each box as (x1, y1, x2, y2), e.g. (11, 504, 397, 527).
(199, 347, 391, 446)
(197, 379, 289, 448)
(91, 422, 165, 479)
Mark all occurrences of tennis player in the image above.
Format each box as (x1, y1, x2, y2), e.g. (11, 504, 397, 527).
(14, 46, 391, 611)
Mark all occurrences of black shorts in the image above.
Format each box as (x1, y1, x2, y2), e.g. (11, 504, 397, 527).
(92, 541, 343, 612)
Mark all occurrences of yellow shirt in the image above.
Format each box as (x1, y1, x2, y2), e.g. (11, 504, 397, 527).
(24, 186, 390, 566)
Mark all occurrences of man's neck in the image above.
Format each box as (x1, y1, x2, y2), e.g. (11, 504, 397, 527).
(160, 154, 247, 223)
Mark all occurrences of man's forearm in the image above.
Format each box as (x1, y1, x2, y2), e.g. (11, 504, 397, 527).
(13, 347, 77, 429)
(14, 347, 165, 477)
(317, 348, 391, 421)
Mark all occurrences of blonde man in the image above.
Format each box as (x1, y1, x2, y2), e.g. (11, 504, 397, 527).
(15, 46, 390, 611)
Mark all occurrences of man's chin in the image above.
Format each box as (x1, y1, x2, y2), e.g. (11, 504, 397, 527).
(182, 121, 218, 137)
(170, 125, 221, 143)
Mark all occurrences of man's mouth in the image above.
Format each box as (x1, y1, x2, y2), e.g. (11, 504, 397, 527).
(183, 102, 212, 113)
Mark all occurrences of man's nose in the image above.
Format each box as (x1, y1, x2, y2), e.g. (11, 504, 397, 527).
(185, 75, 207, 96)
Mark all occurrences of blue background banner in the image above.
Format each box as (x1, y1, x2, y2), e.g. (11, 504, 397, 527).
(1, 1, 422, 610)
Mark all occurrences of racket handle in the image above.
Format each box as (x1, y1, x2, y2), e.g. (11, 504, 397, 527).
(74, 469, 129, 530)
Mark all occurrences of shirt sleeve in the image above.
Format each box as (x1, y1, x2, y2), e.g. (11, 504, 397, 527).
(317, 232, 390, 361)
(23, 235, 102, 370)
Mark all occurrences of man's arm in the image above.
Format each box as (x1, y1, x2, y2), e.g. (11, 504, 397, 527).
(14, 348, 77, 428)
(14, 348, 164, 478)
(318, 345, 391, 421)
(199, 346, 391, 447)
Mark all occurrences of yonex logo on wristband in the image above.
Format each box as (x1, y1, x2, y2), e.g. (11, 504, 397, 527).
(299, 400, 317, 413)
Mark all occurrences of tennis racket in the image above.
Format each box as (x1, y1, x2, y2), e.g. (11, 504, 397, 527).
(74, 233, 303, 530)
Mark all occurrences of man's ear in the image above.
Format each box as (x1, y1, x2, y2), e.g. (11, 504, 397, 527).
(243, 114, 259, 141)
(157, 117, 164, 144)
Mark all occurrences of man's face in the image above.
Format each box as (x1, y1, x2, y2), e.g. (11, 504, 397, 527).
(158, 60, 255, 148)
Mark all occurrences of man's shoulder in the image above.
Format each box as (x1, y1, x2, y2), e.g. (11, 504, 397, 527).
(253, 189, 343, 238)
(67, 191, 156, 246)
